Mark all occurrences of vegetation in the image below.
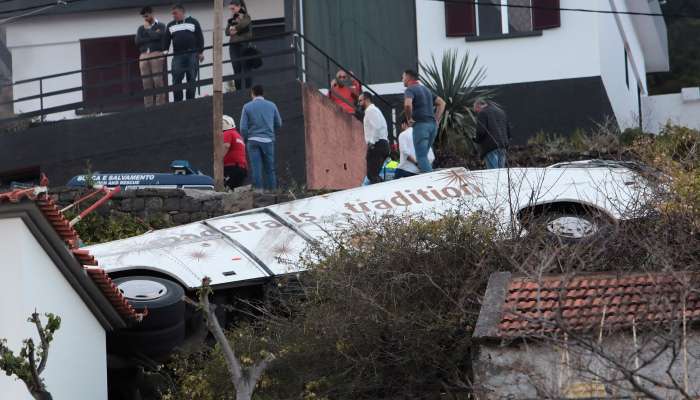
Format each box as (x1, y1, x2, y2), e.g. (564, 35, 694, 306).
(71, 212, 170, 246)
(0, 312, 61, 400)
(175, 278, 275, 400)
(420, 49, 493, 156)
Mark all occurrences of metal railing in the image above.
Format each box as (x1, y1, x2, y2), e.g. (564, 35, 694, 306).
(0, 30, 399, 140)
(292, 32, 399, 141)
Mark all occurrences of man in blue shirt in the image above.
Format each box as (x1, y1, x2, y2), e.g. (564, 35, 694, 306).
(240, 85, 282, 191)
(402, 69, 445, 173)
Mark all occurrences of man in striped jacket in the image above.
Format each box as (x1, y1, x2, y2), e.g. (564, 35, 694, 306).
(163, 4, 205, 102)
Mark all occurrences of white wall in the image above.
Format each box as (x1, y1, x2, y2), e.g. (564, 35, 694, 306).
(642, 88, 700, 134)
(412, 0, 664, 132)
(6, 0, 284, 120)
(414, 0, 601, 88)
(0, 218, 108, 400)
(598, 0, 648, 130)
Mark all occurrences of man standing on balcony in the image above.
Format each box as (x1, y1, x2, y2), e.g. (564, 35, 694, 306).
(402, 69, 445, 173)
(136, 7, 167, 107)
(240, 85, 282, 192)
(359, 92, 389, 184)
(163, 4, 204, 102)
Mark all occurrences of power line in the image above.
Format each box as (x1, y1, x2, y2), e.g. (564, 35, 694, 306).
(436, 0, 700, 19)
(0, 1, 83, 25)
(0, 0, 80, 16)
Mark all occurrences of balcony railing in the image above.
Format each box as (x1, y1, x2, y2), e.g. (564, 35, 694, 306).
(0, 31, 400, 141)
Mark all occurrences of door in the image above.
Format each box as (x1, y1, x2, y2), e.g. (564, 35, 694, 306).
(80, 35, 143, 112)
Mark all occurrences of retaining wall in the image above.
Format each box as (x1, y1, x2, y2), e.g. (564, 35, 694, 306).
(50, 187, 299, 226)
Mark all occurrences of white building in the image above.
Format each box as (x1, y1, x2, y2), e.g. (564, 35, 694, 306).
(3, 0, 284, 119)
(642, 87, 700, 133)
(2, 0, 669, 140)
(0, 186, 138, 399)
(415, 0, 669, 131)
(298, 0, 669, 140)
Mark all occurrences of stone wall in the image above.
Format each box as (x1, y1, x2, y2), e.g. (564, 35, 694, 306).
(50, 187, 299, 226)
(473, 333, 700, 399)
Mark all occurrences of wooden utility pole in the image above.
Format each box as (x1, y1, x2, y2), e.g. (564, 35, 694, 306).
(212, 0, 225, 191)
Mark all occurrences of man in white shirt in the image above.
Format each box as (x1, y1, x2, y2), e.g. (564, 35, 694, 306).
(359, 92, 389, 184)
(396, 120, 435, 178)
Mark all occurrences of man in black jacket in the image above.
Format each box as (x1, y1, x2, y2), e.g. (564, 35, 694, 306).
(136, 6, 167, 107)
(163, 4, 204, 102)
(474, 99, 511, 169)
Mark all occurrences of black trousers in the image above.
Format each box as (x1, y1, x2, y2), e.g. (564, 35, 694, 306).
(224, 165, 248, 189)
(366, 139, 390, 184)
(394, 168, 418, 179)
(229, 43, 252, 90)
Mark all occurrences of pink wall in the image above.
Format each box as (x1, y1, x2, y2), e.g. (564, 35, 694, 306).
(302, 83, 366, 190)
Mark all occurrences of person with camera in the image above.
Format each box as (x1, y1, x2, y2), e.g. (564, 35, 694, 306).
(329, 69, 360, 114)
(226, 0, 253, 91)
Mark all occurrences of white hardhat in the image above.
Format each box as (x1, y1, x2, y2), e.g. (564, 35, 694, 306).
(222, 115, 236, 130)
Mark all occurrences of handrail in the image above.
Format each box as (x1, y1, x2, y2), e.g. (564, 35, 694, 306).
(3, 30, 296, 88)
(293, 32, 395, 111)
(1, 29, 399, 139)
(1, 47, 296, 106)
(293, 32, 399, 140)
(0, 66, 298, 124)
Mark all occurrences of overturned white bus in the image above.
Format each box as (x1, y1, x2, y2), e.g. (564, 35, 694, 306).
(88, 162, 652, 359)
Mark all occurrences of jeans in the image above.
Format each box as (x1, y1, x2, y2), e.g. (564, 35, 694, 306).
(229, 43, 252, 90)
(139, 51, 166, 107)
(171, 53, 198, 102)
(484, 148, 507, 169)
(247, 140, 276, 190)
(412, 121, 437, 173)
(366, 139, 390, 184)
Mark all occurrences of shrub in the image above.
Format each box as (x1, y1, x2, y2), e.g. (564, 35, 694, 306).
(71, 212, 171, 246)
(630, 124, 700, 222)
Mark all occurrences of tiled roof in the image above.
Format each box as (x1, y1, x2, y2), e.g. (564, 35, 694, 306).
(0, 184, 141, 321)
(474, 271, 700, 340)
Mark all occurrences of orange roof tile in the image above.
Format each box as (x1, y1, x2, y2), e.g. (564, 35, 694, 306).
(474, 271, 700, 340)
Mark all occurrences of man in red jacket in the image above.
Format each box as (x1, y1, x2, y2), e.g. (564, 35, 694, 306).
(222, 115, 248, 189)
(329, 69, 360, 114)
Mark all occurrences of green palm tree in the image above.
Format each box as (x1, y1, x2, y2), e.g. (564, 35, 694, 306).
(420, 49, 493, 156)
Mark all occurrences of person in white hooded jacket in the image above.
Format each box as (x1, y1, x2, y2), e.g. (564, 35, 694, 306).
(395, 119, 435, 179)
